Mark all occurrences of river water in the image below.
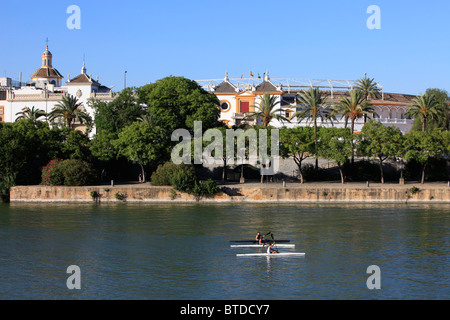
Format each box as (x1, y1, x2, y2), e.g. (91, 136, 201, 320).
(0, 202, 448, 300)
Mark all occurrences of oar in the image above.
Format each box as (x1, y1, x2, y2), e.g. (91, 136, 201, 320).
(265, 231, 273, 244)
(270, 233, 279, 253)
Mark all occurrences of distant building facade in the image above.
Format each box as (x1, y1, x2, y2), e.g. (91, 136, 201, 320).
(0, 44, 115, 134)
(197, 72, 416, 133)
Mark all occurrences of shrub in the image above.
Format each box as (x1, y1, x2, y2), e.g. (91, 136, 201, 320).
(41, 159, 64, 186)
(57, 159, 98, 186)
(41, 159, 99, 186)
(115, 192, 125, 200)
(150, 162, 178, 186)
(202, 179, 220, 195)
(90, 190, 99, 198)
(410, 186, 420, 194)
(192, 179, 220, 197)
(150, 162, 196, 186)
(171, 169, 197, 193)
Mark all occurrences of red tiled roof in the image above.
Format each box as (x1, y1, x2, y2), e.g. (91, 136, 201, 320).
(31, 67, 63, 79)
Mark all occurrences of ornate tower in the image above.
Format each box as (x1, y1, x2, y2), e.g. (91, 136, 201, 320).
(30, 39, 63, 86)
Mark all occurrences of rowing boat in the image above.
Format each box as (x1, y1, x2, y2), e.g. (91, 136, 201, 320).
(236, 252, 305, 257)
(231, 244, 295, 248)
(229, 240, 291, 243)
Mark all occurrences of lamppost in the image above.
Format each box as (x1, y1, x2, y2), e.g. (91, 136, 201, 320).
(124, 71, 127, 90)
(397, 156, 405, 185)
(239, 146, 245, 184)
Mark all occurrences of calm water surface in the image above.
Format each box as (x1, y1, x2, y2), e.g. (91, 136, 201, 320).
(0, 202, 448, 299)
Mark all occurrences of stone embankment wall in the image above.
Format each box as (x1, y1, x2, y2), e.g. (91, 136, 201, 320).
(9, 185, 450, 203)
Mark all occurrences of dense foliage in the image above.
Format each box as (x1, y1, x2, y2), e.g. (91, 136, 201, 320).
(150, 162, 197, 190)
(1, 76, 449, 202)
(41, 159, 99, 186)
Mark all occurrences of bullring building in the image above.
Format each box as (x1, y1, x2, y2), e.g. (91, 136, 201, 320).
(196, 72, 416, 133)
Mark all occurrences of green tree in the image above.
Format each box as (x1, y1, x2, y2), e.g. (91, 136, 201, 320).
(48, 95, 91, 128)
(403, 130, 447, 184)
(0, 120, 52, 197)
(113, 122, 166, 182)
(0, 123, 29, 199)
(317, 127, 353, 184)
(91, 87, 144, 134)
(405, 93, 440, 132)
(58, 127, 92, 161)
(137, 76, 220, 134)
(333, 90, 376, 163)
(334, 90, 376, 135)
(245, 93, 288, 126)
(422, 88, 449, 131)
(89, 131, 118, 163)
(15, 106, 47, 122)
(361, 120, 404, 184)
(279, 127, 315, 183)
(293, 87, 333, 170)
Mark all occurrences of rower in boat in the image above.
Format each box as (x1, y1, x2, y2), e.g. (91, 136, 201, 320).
(267, 242, 279, 254)
(256, 232, 265, 245)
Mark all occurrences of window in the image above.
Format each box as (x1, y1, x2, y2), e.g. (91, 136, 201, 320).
(220, 101, 230, 112)
(285, 109, 291, 119)
(0, 106, 3, 122)
(240, 101, 249, 113)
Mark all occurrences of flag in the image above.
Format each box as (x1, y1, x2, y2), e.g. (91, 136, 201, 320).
(250, 70, 254, 77)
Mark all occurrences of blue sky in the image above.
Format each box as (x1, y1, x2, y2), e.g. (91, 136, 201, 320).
(1, 0, 449, 95)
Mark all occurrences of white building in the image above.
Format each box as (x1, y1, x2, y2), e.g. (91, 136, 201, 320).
(0, 44, 115, 134)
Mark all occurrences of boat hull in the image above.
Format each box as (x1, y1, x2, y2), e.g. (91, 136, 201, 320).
(231, 244, 295, 248)
(230, 240, 290, 243)
(236, 252, 305, 257)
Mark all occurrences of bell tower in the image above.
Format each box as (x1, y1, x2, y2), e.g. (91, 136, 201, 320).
(41, 38, 53, 68)
(31, 38, 63, 86)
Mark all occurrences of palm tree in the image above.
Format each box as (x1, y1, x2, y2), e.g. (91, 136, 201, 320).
(15, 106, 46, 122)
(405, 93, 440, 132)
(48, 95, 91, 128)
(333, 90, 376, 163)
(245, 93, 288, 126)
(355, 74, 381, 123)
(292, 87, 333, 170)
(137, 112, 156, 125)
(334, 90, 376, 135)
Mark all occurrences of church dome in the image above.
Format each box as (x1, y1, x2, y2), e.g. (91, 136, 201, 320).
(31, 44, 63, 85)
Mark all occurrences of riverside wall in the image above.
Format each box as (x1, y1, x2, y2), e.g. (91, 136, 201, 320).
(9, 184, 450, 203)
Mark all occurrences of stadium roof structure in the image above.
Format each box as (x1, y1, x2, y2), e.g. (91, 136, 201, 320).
(195, 76, 385, 100)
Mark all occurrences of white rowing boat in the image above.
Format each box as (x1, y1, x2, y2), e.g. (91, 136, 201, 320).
(231, 244, 295, 248)
(236, 252, 305, 257)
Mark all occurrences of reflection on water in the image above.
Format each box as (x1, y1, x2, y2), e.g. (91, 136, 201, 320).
(0, 202, 448, 299)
